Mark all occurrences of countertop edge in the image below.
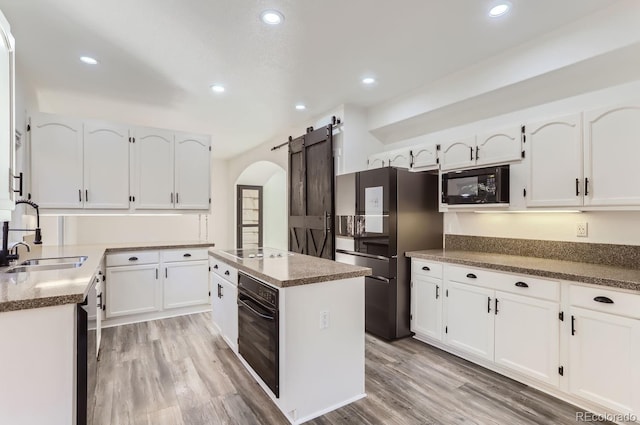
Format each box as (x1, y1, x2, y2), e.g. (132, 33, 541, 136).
(406, 251, 640, 292)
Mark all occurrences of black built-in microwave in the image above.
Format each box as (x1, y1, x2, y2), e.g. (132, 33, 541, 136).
(442, 165, 510, 205)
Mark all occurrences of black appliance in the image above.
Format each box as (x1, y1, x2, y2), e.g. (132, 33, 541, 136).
(77, 284, 97, 425)
(441, 165, 510, 205)
(335, 167, 442, 340)
(237, 272, 280, 397)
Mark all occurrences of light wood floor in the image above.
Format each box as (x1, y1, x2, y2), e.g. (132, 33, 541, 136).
(93, 312, 611, 425)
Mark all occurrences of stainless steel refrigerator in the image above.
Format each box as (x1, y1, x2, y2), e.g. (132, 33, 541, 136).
(335, 167, 442, 340)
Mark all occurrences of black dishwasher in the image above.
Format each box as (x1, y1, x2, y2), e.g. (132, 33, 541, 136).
(237, 272, 279, 398)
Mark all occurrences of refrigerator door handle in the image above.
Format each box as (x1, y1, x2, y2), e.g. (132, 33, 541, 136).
(335, 249, 390, 261)
(367, 275, 390, 283)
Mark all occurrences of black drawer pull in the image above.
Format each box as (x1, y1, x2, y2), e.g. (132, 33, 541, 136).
(593, 296, 614, 304)
(224, 270, 230, 276)
(466, 273, 477, 279)
(128, 256, 138, 261)
(515, 281, 529, 288)
(213, 264, 219, 269)
(183, 253, 192, 257)
(487, 296, 492, 313)
(422, 266, 430, 271)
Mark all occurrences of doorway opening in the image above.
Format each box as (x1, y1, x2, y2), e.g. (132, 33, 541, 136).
(236, 185, 263, 249)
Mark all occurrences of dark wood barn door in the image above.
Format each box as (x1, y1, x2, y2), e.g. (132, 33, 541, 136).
(288, 125, 334, 259)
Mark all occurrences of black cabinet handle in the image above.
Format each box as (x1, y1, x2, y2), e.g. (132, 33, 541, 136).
(213, 264, 219, 269)
(494, 298, 499, 315)
(585, 178, 589, 196)
(156, 268, 158, 279)
(466, 273, 477, 279)
(165, 268, 168, 278)
(170, 193, 174, 203)
(13, 172, 23, 196)
(571, 315, 576, 335)
(218, 283, 222, 298)
(515, 281, 529, 288)
(487, 296, 492, 313)
(593, 296, 614, 304)
(224, 270, 230, 276)
(475, 146, 479, 160)
(469, 146, 473, 161)
(97, 293, 102, 308)
(435, 285, 440, 299)
(422, 266, 430, 271)
(176, 193, 179, 204)
(128, 256, 138, 261)
(183, 253, 192, 257)
(85, 189, 89, 202)
(79, 189, 82, 202)
(575, 178, 580, 196)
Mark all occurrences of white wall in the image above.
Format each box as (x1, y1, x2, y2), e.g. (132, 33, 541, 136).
(263, 171, 287, 250)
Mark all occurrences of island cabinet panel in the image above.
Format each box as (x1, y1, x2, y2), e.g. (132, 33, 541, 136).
(209, 271, 238, 352)
(525, 114, 583, 208)
(83, 121, 130, 209)
(584, 105, 640, 206)
(132, 127, 175, 209)
(30, 113, 84, 208)
(106, 264, 161, 317)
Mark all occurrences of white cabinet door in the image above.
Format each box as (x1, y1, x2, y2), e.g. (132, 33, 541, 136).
(210, 272, 225, 333)
(494, 291, 560, 386)
(584, 105, 640, 206)
(526, 114, 583, 207)
(30, 113, 84, 208)
(411, 276, 443, 341)
(163, 260, 209, 309)
(410, 143, 439, 171)
(83, 121, 130, 209)
(106, 264, 161, 318)
(476, 127, 521, 166)
(445, 281, 494, 360)
(174, 133, 210, 210)
(367, 153, 386, 169)
(569, 307, 640, 415)
(0, 12, 14, 217)
(386, 148, 411, 169)
(220, 278, 238, 352)
(440, 137, 476, 171)
(133, 127, 174, 209)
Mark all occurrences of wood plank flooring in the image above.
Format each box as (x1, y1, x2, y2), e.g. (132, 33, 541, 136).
(93, 313, 611, 425)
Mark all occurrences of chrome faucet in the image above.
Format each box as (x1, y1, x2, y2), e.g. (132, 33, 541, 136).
(10, 242, 31, 256)
(0, 200, 42, 267)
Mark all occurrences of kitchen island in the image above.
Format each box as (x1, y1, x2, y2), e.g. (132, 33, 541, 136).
(209, 248, 371, 425)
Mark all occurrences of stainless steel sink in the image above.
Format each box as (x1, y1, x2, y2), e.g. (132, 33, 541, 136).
(20, 256, 88, 266)
(4, 256, 87, 273)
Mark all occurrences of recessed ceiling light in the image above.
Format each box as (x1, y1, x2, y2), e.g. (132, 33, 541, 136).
(261, 10, 284, 25)
(210, 84, 225, 93)
(80, 56, 98, 65)
(489, 3, 510, 17)
(362, 77, 376, 85)
(295, 104, 306, 110)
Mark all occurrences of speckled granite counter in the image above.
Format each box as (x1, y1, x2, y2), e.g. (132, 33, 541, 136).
(0, 241, 213, 312)
(210, 249, 371, 288)
(406, 249, 640, 292)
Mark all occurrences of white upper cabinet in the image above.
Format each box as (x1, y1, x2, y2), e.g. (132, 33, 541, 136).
(133, 127, 174, 209)
(174, 133, 210, 210)
(476, 127, 522, 166)
(386, 147, 411, 169)
(439, 137, 476, 171)
(367, 152, 387, 169)
(525, 114, 583, 207)
(30, 113, 84, 208)
(0, 11, 15, 218)
(583, 105, 640, 206)
(83, 121, 130, 209)
(410, 142, 439, 171)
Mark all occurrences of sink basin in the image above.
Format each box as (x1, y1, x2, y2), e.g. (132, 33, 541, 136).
(20, 256, 88, 266)
(4, 256, 87, 274)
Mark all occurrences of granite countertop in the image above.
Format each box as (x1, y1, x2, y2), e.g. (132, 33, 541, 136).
(0, 241, 214, 313)
(406, 249, 640, 292)
(209, 249, 371, 288)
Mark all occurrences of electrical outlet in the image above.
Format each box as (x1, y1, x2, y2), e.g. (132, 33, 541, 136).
(320, 311, 330, 330)
(576, 222, 588, 237)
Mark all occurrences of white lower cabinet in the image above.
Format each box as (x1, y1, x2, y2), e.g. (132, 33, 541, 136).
(164, 260, 209, 309)
(445, 281, 495, 361)
(493, 291, 559, 386)
(106, 264, 160, 317)
(210, 271, 238, 352)
(411, 276, 443, 341)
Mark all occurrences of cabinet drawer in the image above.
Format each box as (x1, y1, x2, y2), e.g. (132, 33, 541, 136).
(106, 251, 159, 267)
(493, 274, 559, 302)
(162, 248, 208, 263)
(446, 264, 499, 286)
(570, 285, 640, 319)
(412, 260, 443, 279)
(210, 258, 238, 285)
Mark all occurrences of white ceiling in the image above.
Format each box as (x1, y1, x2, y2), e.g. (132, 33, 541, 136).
(0, 0, 620, 158)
